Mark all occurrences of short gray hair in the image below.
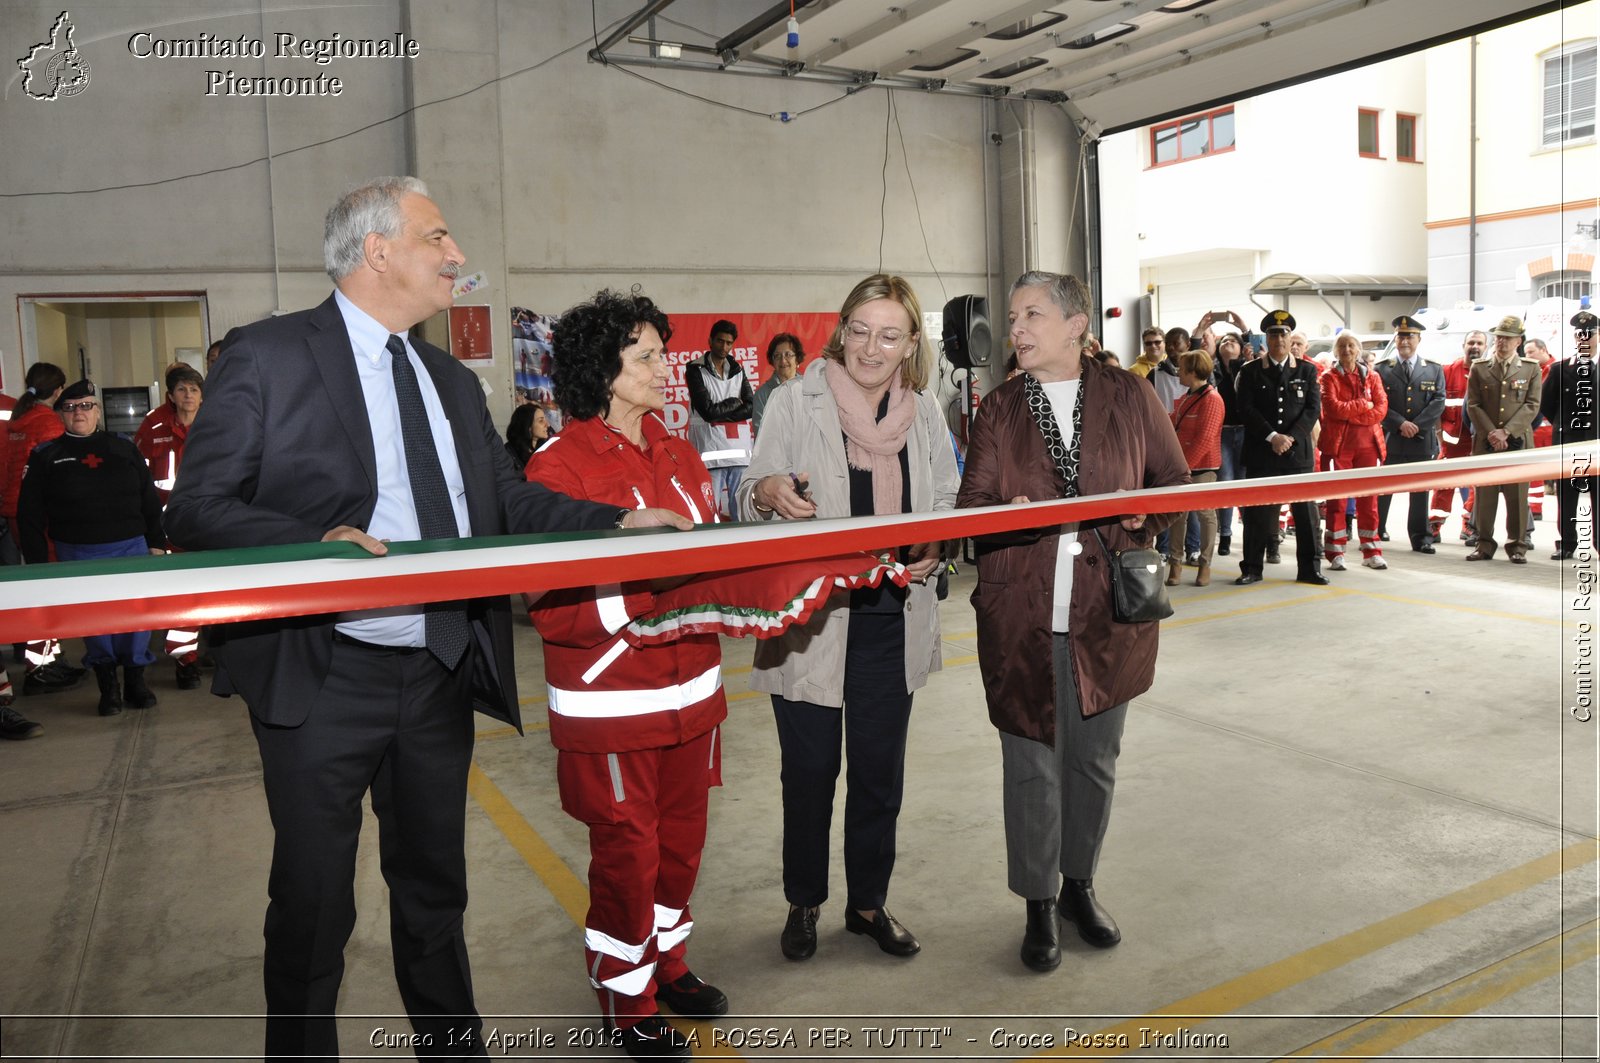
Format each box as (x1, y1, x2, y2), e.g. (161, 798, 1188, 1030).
(1008, 270, 1091, 321)
(323, 176, 430, 282)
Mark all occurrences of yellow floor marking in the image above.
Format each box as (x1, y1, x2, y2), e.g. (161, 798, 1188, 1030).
(1333, 586, 1563, 627)
(1045, 838, 1600, 1057)
(1163, 588, 1349, 629)
(466, 763, 589, 927)
(1278, 919, 1599, 1059)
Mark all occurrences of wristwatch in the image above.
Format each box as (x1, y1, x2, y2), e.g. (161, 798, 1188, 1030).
(614, 509, 630, 529)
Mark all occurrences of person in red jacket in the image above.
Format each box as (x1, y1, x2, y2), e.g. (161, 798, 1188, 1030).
(1319, 332, 1389, 569)
(1428, 332, 1485, 545)
(1, 362, 83, 695)
(1167, 349, 1224, 586)
(525, 289, 727, 1062)
(134, 363, 205, 688)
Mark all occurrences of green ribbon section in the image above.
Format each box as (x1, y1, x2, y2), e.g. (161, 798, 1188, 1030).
(0, 525, 673, 586)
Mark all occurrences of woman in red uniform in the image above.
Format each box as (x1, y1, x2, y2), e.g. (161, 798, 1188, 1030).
(525, 289, 726, 1062)
(134, 363, 205, 688)
(1319, 332, 1389, 570)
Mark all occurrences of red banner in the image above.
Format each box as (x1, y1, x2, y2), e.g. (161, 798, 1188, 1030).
(657, 312, 837, 434)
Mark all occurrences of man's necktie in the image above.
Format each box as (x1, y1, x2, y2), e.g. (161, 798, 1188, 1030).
(387, 334, 470, 670)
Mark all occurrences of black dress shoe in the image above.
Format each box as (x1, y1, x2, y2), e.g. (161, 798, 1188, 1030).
(616, 1016, 690, 1061)
(1217, 535, 1231, 556)
(1379, 530, 1391, 542)
(1233, 573, 1262, 585)
(780, 905, 818, 961)
(1413, 541, 1436, 554)
(654, 971, 728, 1019)
(1020, 899, 1060, 972)
(1296, 573, 1331, 586)
(845, 906, 920, 956)
(1553, 549, 1575, 560)
(1265, 549, 1282, 564)
(1058, 879, 1120, 948)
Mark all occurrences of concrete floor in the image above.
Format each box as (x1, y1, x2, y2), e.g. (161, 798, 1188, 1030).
(2, 511, 1597, 1062)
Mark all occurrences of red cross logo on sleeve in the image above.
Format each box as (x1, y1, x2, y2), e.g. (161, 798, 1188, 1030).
(81, 453, 102, 469)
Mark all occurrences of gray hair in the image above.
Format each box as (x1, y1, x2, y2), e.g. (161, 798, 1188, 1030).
(1008, 270, 1091, 320)
(323, 176, 430, 282)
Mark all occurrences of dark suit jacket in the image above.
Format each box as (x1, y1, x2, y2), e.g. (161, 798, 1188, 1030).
(1538, 357, 1599, 447)
(165, 294, 618, 729)
(1375, 356, 1446, 460)
(1236, 356, 1321, 474)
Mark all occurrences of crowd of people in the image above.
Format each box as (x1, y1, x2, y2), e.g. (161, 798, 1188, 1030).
(1, 173, 1595, 1063)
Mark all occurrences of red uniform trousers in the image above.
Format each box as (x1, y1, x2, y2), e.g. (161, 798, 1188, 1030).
(1428, 437, 1476, 538)
(1322, 436, 1384, 559)
(559, 727, 721, 1029)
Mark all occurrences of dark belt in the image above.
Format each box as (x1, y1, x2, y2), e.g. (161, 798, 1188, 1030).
(332, 631, 425, 655)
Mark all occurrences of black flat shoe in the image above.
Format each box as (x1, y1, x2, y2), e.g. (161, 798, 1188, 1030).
(1296, 573, 1331, 586)
(1553, 549, 1575, 560)
(1265, 550, 1282, 565)
(844, 906, 920, 957)
(1217, 536, 1231, 556)
(1058, 879, 1120, 948)
(1413, 542, 1436, 554)
(1020, 899, 1060, 972)
(780, 904, 818, 961)
(1233, 573, 1262, 585)
(616, 1016, 690, 1061)
(654, 971, 727, 1019)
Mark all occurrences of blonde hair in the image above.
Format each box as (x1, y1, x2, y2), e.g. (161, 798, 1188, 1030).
(821, 273, 932, 391)
(1178, 350, 1213, 378)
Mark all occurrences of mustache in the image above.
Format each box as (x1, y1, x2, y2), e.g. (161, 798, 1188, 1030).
(440, 262, 461, 279)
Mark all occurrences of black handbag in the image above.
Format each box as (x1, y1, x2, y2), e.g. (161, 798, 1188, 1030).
(1091, 527, 1174, 624)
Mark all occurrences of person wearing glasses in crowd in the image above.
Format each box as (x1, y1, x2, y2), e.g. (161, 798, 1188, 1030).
(740, 274, 959, 964)
(16, 380, 165, 717)
(958, 270, 1188, 974)
(1542, 310, 1600, 560)
(751, 332, 805, 436)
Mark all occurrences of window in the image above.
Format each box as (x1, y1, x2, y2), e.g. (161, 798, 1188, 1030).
(978, 57, 1047, 80)
(1535, 270, 1593, 300)
(1148, 106, 1235, 167)
(1358, 108, 1382, 157)
(909, 48, 978, 72)
(986, 12, 1066, 40)
(1542, 41, 1596, 146)
(1396, 113, 1419, 162)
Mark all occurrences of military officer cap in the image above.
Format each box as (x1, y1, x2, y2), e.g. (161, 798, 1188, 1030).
(1391, 314, 1424, 334)
(1572, 310, 1598, 333)
(1491, 314, 1525, 337)
(1260, 309, 1296, 333)
(57, 379, 96, 404)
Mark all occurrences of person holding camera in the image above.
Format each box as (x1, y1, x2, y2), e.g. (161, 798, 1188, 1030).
(1465, 315, 1543, 563)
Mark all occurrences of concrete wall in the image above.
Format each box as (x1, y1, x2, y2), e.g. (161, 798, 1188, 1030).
(0, 0, 1038, 429)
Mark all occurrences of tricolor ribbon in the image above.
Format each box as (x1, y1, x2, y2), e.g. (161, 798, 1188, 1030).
(0, 444, 1589, 643)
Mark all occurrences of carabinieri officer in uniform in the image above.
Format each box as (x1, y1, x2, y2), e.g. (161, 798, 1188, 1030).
(1375, 314, 1446, 552)
(1233, 310, 1326, 586)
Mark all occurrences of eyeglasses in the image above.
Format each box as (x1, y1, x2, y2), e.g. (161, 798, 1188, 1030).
(842, 321, 909, 351)
(59, 401, 98, 413)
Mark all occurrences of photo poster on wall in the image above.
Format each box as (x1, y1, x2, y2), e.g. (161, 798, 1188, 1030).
(448, 305, 494, 364)
(511, 308, 837, 437)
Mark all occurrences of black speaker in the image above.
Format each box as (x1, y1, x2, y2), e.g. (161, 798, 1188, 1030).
(942, 295, 991, 369)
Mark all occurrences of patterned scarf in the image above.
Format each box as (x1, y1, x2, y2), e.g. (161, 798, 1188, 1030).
(824, 359, 918, 516)
(1024, 371, 1083, 498)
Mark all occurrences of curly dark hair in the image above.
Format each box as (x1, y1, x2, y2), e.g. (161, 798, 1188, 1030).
(765, 331, 806, 367)
(553, 288, 672, 421)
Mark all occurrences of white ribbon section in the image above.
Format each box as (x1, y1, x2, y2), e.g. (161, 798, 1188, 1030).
(548, 664, 722, 719)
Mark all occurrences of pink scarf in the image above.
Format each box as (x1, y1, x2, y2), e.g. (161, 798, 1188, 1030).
(825, 360, 917, 516)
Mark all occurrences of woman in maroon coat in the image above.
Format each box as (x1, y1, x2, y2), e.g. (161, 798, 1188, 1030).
(1318, 332, 1389, 570)
(957, 271, 1189, 974)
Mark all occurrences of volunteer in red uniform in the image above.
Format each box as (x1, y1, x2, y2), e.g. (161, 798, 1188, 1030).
(1318, 332, 1389, 570)
(2, 362, 83, 695)
(1428, 332, 1485, 545)
(134, 363, 205, 688)
(525, 288, 727, 1062)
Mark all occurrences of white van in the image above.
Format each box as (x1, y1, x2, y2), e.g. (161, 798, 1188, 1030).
(1375, 304, 1521, 365)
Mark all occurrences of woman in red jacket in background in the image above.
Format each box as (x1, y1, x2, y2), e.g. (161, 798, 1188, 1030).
(524, 288, 727, 1062)
(1167, 349, 1225, 586)
(1319, 332, 1389, 570)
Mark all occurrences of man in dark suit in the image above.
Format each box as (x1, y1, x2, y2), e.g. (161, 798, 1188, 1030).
(1539, 310, 1599, 560)
(165, 177, 689, 1062)
(1375, 315, 1447, 552)
(1233, 310, 1327, 586)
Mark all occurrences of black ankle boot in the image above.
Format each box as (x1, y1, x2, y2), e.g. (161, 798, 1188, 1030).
(1021, 898, 1061, 971)
(122, 666, 158, 710)
(94, 665, 123, 717)
(1059, 878, 1121, 948)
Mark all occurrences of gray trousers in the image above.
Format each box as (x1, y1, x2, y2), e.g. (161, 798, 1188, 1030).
(998, 633, 1128, 900)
